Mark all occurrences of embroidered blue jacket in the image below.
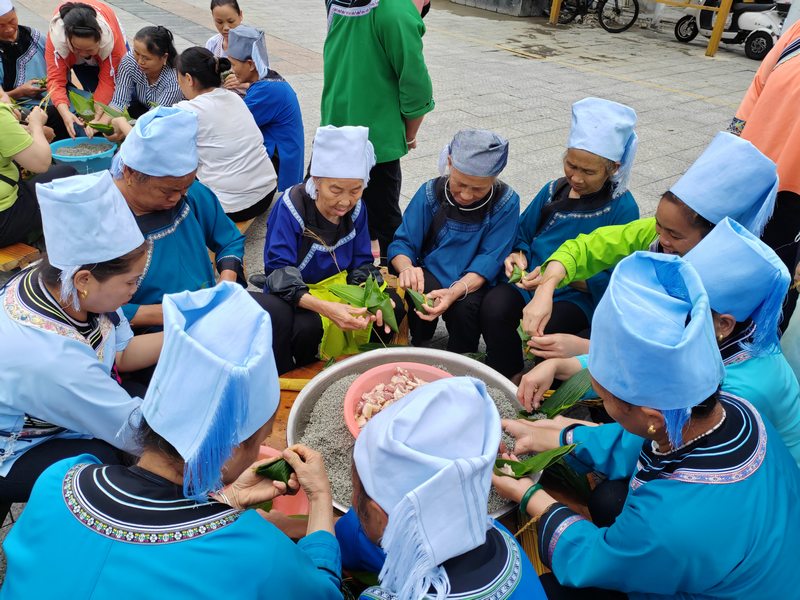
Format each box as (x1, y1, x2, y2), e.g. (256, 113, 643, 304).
(515, 178, 638, 316)
(388, 177, 520, 288)
(335, 507, 547, 599)
(123, 181, 245, 325)
(539, 394, 800, 598)
(263, 185, 374, 285)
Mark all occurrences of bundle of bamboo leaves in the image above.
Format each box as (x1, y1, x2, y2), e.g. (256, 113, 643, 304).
(329, 275, 398, 333)
(68, 90, 130, 134)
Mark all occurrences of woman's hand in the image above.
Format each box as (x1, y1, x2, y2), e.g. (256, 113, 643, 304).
(56, 103, 84, 139)
(492, 459, 535, 504)
(25, 106, 48, 128)
(398, 265, 425, 293)
(218, 456, 301, 509)
(324, 301, 373, 331)
(14, 80, 45, 98)
(282, 444, 332, 504)
(223, 72, 242, 90)
(522, 291, 552, 337)
(528, 333, 589, 359)
(415, 287, 455, 321)
(516, 265, 543, 291)
(504, 251, 528, 278)
(105, 116, 132, 143)
(373, 298, 396, 335)
(517, 360, 557, 411)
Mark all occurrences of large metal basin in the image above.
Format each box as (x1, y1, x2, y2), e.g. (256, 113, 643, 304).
(286, 348, 523, 516)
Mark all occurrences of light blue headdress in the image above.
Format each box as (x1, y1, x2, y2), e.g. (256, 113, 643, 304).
(354, 377, 501, 600)
(36, 171, 145, 310)
(227, 25, 270, 79)
(437, 129, 509, 178)
(684, 217, 790, 356)
(142, 283, 279, 501)
(568, 97, 638, 198)
(670, 132, 778, 236)
(306, 125, 376, 199)
(0, 0, 13, 17)
(110, 106, 199, 178)
(588, 252, 724, 448)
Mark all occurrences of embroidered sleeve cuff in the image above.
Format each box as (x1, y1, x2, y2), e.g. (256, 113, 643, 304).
(728, 117, 746, 136)
(560, 424, 584, 446)
(536, 504, 587, 569)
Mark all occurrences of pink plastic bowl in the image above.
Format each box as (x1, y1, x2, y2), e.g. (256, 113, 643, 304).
(343, 362, 452, 438)
(257, 445, 309, 515)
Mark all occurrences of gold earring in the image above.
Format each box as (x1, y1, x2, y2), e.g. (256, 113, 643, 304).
(647, 424, 656, 435)
(79, 289, 88, 299)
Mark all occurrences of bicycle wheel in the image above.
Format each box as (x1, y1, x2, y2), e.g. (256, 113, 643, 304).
(559, 0, 581, 24)
(597, 0, 639, 32)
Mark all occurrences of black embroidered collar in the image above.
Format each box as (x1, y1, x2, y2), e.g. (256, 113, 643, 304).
(631, 394, 766, 488)
(719, 320, 756, 365)
(133, 197, 189, 236)
(63, 463, 240, 544)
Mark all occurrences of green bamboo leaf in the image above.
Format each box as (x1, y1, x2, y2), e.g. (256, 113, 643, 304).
(87, 122, 114, 134)
(363, 275, 384, 308)
(493, 444, 576, 479)
(68, 90, 95, 120)
(369, 296, 398, 333)
(251, 500, 273, 512)
(508, 265, 527, 284)
(254, 457, 295, 485)
(517, 322, 533, 359)
(406, 289, 433, 313)
(329, 284, 367, 307)
(93, 99, 131, 121)
(539, 369, 593, 419)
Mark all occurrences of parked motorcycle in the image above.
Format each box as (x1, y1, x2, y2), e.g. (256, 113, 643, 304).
(674, 0, 789, 60)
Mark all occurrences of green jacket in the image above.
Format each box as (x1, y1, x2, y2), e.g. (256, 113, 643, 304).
(544, 217, 658, 286)
(321, 0, 435, 163)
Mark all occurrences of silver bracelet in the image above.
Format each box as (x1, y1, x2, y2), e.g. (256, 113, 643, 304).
(449, 280, 469, 301)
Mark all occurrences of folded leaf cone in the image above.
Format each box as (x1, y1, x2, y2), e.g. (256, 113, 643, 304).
(493, 444, 577, 479)
(87, 122, 114, 134)
(508, 265, 527, 284)
(254, 457, 295, 485)
(68, 90, 95, 120)
(406, 289, 433, 313)
(517, 322, 533, 359)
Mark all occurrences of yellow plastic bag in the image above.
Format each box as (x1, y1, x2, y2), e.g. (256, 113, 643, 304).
(308, 271, 372, 360)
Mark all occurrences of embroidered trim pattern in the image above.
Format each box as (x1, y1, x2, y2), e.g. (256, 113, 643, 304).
(62, 464, 241, 545)
(15, 29, 43, 88)
(547, 514, 585, 564)
(3, 276, 112, 362)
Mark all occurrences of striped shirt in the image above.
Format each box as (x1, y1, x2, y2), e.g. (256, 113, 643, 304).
(109, 52, 184, 111)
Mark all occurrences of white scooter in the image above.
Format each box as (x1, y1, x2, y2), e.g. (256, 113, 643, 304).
(674, 0, 789, 60)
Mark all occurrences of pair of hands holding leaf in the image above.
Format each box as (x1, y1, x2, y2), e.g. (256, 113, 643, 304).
(221, 444, 331, 510)
(397, 265, 457, 321)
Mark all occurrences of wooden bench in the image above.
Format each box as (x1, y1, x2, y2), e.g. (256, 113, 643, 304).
(235, 218, 255, 235)
(0, 243, 40, 272)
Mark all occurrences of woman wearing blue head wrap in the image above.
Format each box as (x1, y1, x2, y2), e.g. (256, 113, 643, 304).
(1, 284, 344, 599)
(480, 98, 640, 379)
(523, 131, 780, 346)
(0, 171, 162, 507)
(388, 129, 520, 353)
(226, 24, 304, 193)
(495, 252, 800, 598)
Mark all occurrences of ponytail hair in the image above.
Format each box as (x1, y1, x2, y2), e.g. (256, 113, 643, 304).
(177, 46, 230, 89)
(59, 2, 101, 42)
(135, 25, 178, 68)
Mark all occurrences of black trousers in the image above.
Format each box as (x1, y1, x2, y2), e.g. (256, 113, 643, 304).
(406, 270, 487, 354)
(480, 283, 590, 378)
(761, 191, 800, 328)
(0, 437, 126, 503)
(252, 290, 405, 375)
(0, 165, 77, 247)
(360, 159, 402, 264)
(226, 187, 276, 223)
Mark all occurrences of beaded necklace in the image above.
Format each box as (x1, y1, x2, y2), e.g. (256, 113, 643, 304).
(652, 407, 728, 455)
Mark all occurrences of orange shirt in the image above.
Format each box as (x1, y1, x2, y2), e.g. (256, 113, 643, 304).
(736, 20, 800, 195)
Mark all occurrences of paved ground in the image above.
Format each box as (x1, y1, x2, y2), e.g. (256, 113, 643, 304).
(1, 0, 761, 578)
